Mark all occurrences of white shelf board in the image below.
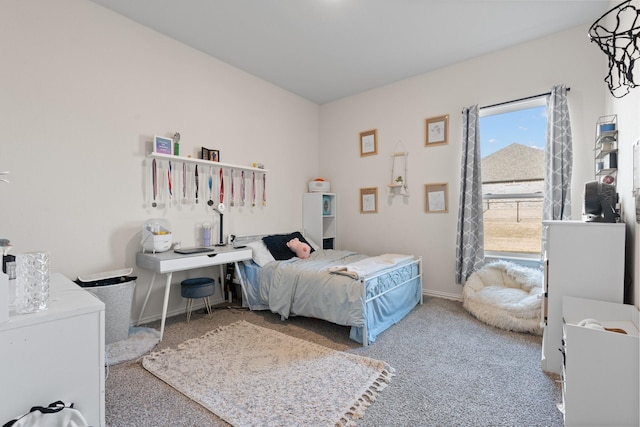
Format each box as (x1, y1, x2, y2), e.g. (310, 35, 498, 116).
(148, 152, 269, 173)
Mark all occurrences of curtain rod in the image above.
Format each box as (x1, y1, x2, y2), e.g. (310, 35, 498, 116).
(480, 87, 571, 110)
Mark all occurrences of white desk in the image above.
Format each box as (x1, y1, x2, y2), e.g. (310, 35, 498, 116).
(136, 246, 252, 339)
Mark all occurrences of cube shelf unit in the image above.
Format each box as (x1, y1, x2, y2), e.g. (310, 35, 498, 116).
(303, 193, 336, 250)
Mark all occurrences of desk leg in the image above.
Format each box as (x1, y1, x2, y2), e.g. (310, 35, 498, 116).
(219, 264, 228, 303)
(234, 261, 252, 311)
(159, 272, 173, 341)
(137, 272, 156, 326)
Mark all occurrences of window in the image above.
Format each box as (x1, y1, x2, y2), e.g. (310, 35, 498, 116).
(480, 97, 546, 256)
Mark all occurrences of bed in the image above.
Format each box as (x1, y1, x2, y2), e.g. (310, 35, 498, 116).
(234, 232, 423, 345)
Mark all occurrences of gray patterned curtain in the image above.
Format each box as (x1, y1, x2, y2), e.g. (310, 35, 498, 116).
(543, 85, 572, 220)
(455, 105, 484, 284)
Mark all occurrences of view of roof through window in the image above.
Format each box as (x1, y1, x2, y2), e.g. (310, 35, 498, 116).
(480, 104, 546, 255)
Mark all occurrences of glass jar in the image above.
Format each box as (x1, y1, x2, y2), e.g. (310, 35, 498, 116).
(15, 252, 50, 314)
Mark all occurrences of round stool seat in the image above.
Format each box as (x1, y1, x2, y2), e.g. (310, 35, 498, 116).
(181, 278, 215, 298)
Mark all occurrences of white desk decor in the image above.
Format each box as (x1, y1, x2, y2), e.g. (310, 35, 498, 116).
(15, 251, 50, 314)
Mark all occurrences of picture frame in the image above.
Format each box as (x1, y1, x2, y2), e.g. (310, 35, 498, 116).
(425, 115, 449, 147)
(424, 183, 448, 213)
(360, 187, 378, 213)
(201, 147, 220, 162)
(359, 129, 378, 157)
(154, 135, 174, 155)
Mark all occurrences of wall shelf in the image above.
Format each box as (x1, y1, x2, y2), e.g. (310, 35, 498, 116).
(594, 115, 617, 182)
(148, 152, 268, 174)
(389, 151, 408, 196)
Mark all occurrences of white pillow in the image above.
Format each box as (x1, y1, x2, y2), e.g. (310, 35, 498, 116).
(245, 240, 275, 267)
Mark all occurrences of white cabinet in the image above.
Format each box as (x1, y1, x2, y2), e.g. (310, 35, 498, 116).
(0, 273, 105, 426)
(541, 220, 624, 375)
(562, 296, 639, 427)
(303, 193, 337, 249)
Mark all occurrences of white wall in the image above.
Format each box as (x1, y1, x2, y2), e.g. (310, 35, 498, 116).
(0, 0, 320, 322)
(3, 0, 636, 322)
(603, 0, 640, 307)
(320, 25, 607, 300)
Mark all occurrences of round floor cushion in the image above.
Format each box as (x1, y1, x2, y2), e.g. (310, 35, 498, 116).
(462, 261, 543, 335)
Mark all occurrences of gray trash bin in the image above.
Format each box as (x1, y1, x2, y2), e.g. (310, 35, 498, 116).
(76, 269, 136, 345)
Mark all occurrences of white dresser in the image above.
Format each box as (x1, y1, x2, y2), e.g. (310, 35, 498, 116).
(0, 273, 105, 426)
(562, 296, 639, 427)
(541, 220, 625, 375)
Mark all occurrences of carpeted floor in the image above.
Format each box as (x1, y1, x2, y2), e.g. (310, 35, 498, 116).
(105, 297, 563, 427)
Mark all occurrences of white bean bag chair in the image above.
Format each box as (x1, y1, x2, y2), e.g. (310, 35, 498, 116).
(462, 260, 543, 335)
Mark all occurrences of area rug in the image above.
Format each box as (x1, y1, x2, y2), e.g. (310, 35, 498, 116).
(106, 326, 160, 366)
(142, 320, 394, 426)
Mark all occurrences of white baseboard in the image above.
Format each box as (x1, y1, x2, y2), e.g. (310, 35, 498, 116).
(137, 291, 462, 326)
(423, 289, 463, 302)
(135, 295, 227, 326)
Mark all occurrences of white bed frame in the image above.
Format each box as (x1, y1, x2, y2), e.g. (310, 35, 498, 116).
(357, 256, 423, 345)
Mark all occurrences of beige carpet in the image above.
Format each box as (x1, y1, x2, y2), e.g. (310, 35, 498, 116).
(142, 320, 394, 427)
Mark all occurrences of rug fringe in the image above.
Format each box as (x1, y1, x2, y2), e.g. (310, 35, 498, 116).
(336, 363, 395, 426)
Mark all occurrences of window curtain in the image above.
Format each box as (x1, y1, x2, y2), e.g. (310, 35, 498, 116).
(543, 85, 573, 220)
(455, 105, 484, 284)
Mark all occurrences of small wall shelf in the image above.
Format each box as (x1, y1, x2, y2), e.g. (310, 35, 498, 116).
(148, 152, 268, 174)
(388, 151, 408, 195)
(594, 115, 617, 183)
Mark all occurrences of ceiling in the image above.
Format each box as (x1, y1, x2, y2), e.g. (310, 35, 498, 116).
(89, 0, 611, 105)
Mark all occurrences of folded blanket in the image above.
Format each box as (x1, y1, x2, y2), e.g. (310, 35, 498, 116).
(328, 253, 414, 279)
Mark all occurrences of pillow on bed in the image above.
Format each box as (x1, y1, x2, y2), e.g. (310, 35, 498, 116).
(244, 240, 275, 267)
(262, 232, 315, 260)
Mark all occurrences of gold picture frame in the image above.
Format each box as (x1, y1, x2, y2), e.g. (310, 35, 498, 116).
(360, 187, 378, 213)
(424, 183, 448, 213)
(425, 115, 449, 147)
(359, 129, 378, 156)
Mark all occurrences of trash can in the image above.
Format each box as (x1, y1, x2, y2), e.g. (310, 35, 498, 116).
(76, 268, 136, 345)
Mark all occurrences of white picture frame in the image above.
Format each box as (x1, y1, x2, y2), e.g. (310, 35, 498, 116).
(154, 135, 174, 155)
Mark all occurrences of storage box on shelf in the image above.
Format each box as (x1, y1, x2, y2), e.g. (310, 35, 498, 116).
(561, 296, 639, 427)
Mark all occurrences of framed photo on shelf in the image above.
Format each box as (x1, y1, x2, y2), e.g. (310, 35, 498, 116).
(201, 147, 220, 162)
(154, 135, 174, 155)
(359, 129, 378, 157)
(425, 115, 449, 147)
(424, 183, 448, 213)
(360, 187, 378, 213)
